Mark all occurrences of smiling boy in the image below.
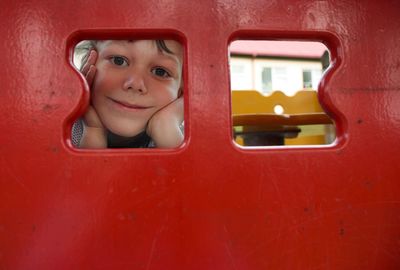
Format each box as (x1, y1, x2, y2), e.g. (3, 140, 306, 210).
(72, 40, 184, 148)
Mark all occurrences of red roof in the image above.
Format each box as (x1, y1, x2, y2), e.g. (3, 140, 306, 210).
(230, 40, 327, 58)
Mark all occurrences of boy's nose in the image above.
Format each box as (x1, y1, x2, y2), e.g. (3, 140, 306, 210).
(123, 75, 147, 94)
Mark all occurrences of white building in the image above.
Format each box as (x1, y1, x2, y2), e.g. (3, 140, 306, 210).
(229, 40, 328, 96)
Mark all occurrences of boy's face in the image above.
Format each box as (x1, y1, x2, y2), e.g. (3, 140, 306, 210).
(91, 40, 183, 137)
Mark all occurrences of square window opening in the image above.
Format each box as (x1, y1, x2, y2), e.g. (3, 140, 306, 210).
(229, 40, 335, 147)
(70, 39, 185, 150)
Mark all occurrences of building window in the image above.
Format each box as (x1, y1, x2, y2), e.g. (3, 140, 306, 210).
(261, 67, 272, 93)
(303, 70, 312, 88)
(302, 69, 323, 89)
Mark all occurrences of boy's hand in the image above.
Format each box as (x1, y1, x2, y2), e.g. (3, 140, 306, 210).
(146, 97, 184, 148)
(80, 106, 107, 148)
(79, 49, 107, 148)
(81, 49, 98, 88)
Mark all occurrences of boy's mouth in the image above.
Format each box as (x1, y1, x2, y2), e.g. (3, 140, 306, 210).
(108, 98, 151, 110)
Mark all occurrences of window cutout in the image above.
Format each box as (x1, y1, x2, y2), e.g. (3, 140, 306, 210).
(230, 40, 335, 147)
(71, 39, 184, 149)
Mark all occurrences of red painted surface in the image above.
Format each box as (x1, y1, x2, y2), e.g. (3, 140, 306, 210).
(1, 1, 400, 269)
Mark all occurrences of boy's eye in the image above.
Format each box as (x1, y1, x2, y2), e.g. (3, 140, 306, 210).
(110, 56, 128, 66)
(151, 67, 171, 78)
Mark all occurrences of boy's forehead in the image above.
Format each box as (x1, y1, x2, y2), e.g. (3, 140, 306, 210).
(98, 40, 182, 55)
(96, 40, 130, 49)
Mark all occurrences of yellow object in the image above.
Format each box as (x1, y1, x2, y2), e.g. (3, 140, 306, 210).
(232, 90, 325, 115)
(231, 90, 335, 146)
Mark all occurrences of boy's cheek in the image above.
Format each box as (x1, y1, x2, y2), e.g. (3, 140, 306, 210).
(91, 72, 107, 93)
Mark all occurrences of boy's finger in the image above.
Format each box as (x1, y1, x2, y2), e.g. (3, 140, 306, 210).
(81, 61, 90, 75)
(85, 65, 96, 87)
(81, 50, 96, 75)
(88, 50, 98, 65)
(169, 96, 184, 111)
(83, 106, 104, 128)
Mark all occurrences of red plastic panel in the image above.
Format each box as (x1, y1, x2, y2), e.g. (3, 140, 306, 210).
(1, 1, 400, 269)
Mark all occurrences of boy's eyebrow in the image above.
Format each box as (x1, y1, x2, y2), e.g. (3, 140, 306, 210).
(157, 51, 181, 67)
(105, 40, 182, 66)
